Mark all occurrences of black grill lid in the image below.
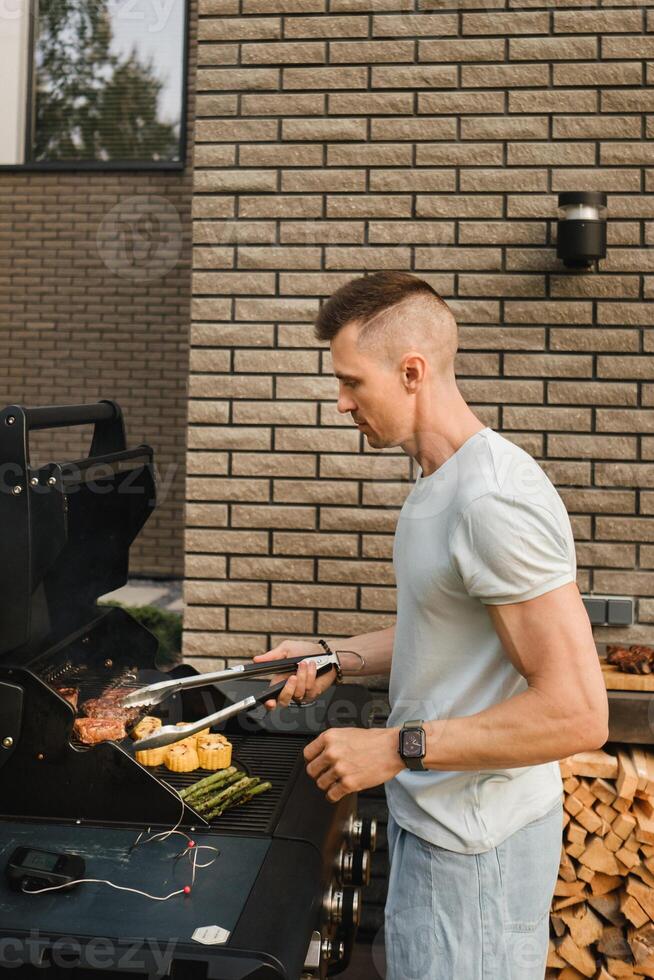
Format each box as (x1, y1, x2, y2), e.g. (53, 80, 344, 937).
(0, 402, 155, 663)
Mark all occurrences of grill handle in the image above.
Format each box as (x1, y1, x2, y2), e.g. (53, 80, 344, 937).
(23, 401, 120, 431)
(13, 400, 127, 457)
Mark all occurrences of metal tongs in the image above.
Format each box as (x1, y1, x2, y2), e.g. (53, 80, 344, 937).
(130, 651, 341, 752)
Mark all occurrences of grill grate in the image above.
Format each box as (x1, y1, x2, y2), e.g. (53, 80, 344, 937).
(40, 660, 142, 701)
(160, 733, 309, 835)
(39, 661, 310, 836)
(40, 661, 154, 746)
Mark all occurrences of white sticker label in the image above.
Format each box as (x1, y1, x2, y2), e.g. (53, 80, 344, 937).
(191, 925, 231, 946)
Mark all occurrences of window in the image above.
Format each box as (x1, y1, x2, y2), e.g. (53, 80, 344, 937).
(1, 0, 187, 168)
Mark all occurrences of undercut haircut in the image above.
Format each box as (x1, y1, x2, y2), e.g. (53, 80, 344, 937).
(314, 271, 453, 345)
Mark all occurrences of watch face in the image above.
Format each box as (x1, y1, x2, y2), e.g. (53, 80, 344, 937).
(401, 729, 425, 758)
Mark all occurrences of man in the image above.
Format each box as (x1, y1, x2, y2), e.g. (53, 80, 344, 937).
(252, 270, 608, 979)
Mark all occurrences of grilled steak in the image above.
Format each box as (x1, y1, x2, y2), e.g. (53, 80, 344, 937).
(73, 717, 127, 744)
(81, 693, 139, 726)
(56, 686, 79, 709)
(606, 644, 654, 674)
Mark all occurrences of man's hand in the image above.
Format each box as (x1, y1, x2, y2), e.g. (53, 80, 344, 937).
(252, 639, 337, 710)
(304, 727, 403, 803)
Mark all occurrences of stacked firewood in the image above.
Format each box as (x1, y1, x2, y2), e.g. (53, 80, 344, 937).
(547, 748, 654, 978)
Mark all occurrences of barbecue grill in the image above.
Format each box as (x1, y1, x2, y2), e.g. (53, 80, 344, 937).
(0, 402, 377, 980)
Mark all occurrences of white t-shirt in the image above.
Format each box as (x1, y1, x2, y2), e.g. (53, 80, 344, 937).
(385, 426, 573, 854)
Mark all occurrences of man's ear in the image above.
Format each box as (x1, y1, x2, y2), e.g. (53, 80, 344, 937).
(402, 353, 426, 392)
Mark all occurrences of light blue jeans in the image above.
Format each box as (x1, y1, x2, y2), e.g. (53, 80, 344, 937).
(384, 800, 563, 980)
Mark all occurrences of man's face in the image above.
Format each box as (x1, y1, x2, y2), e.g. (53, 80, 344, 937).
(330, 321, 411, 449)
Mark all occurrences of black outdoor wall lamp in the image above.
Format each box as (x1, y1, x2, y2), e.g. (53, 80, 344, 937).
(556, 192, 607, 270)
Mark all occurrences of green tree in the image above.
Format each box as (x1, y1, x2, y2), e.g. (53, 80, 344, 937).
(32, 0, 179, 162)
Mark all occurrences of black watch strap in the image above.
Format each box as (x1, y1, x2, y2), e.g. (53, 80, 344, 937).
(400, 719, 426, 772)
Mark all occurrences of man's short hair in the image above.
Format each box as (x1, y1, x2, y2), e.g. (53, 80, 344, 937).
(314, 270, 453, 345)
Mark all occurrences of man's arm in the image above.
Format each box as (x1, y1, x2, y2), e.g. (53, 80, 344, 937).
(337, 623, 396, 678)
(421, 581, 609, 770)
(304, 582, 609, 802)
(252, 623, 395, 708)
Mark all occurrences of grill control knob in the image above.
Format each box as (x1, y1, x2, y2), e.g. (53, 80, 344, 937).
(337, 846, 371, 887)
(346, 815, 377, 852)
(324, 886, 361, 928)
(321, 937, 345, 965)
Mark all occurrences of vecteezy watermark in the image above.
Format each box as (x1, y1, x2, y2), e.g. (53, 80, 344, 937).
(108, 0, 178, 33)
(0, 0, 178, 33)
(372, 911, 444, 980)
(0, 0, 22, 20)
(0, 931, 179, 972)
(170, 690, 389, 737)
(96, 195, 183, 282)
(0, 460, 182, 508)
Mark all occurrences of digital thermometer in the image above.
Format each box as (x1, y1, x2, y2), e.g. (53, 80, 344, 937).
(5, 846, 85, 892)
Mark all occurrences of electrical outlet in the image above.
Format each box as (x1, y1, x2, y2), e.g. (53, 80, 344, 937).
(583, 597, 607, 625)
(582, 595, 633, 627)
(607, 598, 633, 626)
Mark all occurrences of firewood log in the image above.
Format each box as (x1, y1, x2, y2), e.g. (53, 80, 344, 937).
(606, 958, 636, 980)
(628, 920, 654, 969)
(597, 924, 634, 960)
(620, 895, 649, 929)
(615, 847, 640, 871)
(588, 891, 626, 927)
(633, 803, 654, 846)
(553, 891, 591, 912)
(613, 813, 637, 841)
(560, 904, 604, 946)
(560, 848, 579, 883)
(550, 751, 654, 980)
(556, 879, 588, 897)
(580, 837, 622, 876)
(625, 876, 654, 921)
(558, 968, 587, 980)
(569, 821, 589, 846)
(617, 752, 639, 804)
(606, 957, 636, 977)
(547, 938, 567, 968)
(592, 778, 618, 806)
(630, 749, 654, 795)
(558, 932, 598, 976)
(578, 806, 604, 835)
(577, 781, 598, 808)
(570, 751, 620, 780)
(605, 831, 623, 853)
(589, 873, 622, 896)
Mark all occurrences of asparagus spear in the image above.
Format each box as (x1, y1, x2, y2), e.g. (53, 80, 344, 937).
(192, 774, 254, 813)
(232, 781, 272, 807)
(202, 777, 260, 818)
(204, 779, 271, 820)
(185, 770, 244, 806)
(206, 786, 267, 821)
(179, 766, 237, 800)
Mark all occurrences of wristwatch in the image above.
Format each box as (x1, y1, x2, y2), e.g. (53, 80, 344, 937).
(398, 719, 426, 772)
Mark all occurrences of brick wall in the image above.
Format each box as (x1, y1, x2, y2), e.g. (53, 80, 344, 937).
(184, 0, 654, 667)
(0, 0, 198, 579)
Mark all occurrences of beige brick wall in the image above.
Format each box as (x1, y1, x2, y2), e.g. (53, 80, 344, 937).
(0, 0, 199, 578)
(184, 0, 654, 665)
